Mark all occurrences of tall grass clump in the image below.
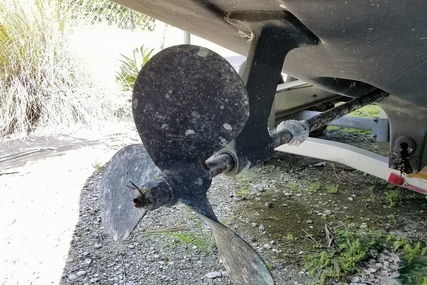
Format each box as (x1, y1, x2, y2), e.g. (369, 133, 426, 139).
(0, 0, 153, 137)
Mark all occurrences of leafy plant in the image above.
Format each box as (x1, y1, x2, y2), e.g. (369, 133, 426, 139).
(116, 45, 154, 91)
(384, 189, 402, 207)
(395, 240, 427, 285)
(399, 241, 427, 263)
(305, 226, 382, 284)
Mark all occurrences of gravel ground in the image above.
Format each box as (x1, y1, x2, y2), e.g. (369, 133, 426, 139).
(3, 128, 427, 285)
(59, 129, 427, 285)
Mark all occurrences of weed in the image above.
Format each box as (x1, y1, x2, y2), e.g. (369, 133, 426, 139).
(284, 233, 296, 242)
(308, 182, 321, 193)
(305, 225, 383, 284)
(326, 184, 339, 194)
(396, 240, 427, 285)
(92, 161, 105, 173)
(384, 189, 402, 207)
(386, 214, 397, 224)
(403, 242, 427, 263)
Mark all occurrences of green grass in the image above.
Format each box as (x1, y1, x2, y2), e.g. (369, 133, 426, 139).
(143, 206, 215, 254)
(348, 104, 381, 118)
(327, 104, 382, 134)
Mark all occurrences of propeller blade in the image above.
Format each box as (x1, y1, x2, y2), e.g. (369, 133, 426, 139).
(206, 218, 275, 285)
(99, 144, 160, 241)
(132, 44, 249, 168)
(182, 197, 275, 285)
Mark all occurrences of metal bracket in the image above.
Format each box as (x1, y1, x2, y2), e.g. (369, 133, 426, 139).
(229, 15, 319, 173)
(390, 136, 417, 174)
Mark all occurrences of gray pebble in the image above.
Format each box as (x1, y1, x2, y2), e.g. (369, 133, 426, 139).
(77, 270, 87, 277)
(68, 274, 78, 281)
(254, 184, 266, 192)
(204, 271, 223, 279)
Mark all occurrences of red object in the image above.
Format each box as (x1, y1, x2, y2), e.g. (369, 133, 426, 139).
(388, 173, 404, 186)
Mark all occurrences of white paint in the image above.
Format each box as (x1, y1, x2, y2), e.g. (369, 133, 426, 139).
(219, 137, 227, 146)
(185, 129, 195, 136)
(223, 123, 232, 131)
(197, 47, 211, 57)
(194, 178, 204, 186)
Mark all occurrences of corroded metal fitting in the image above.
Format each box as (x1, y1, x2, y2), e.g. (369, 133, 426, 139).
(128, 178, 174, 211)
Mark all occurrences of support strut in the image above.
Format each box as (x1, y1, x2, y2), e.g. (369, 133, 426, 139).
(231, 15, 319, 173)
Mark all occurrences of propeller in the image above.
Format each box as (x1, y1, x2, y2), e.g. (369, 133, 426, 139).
(100, 45, 275, 284)
(99, 144, 159, 241)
